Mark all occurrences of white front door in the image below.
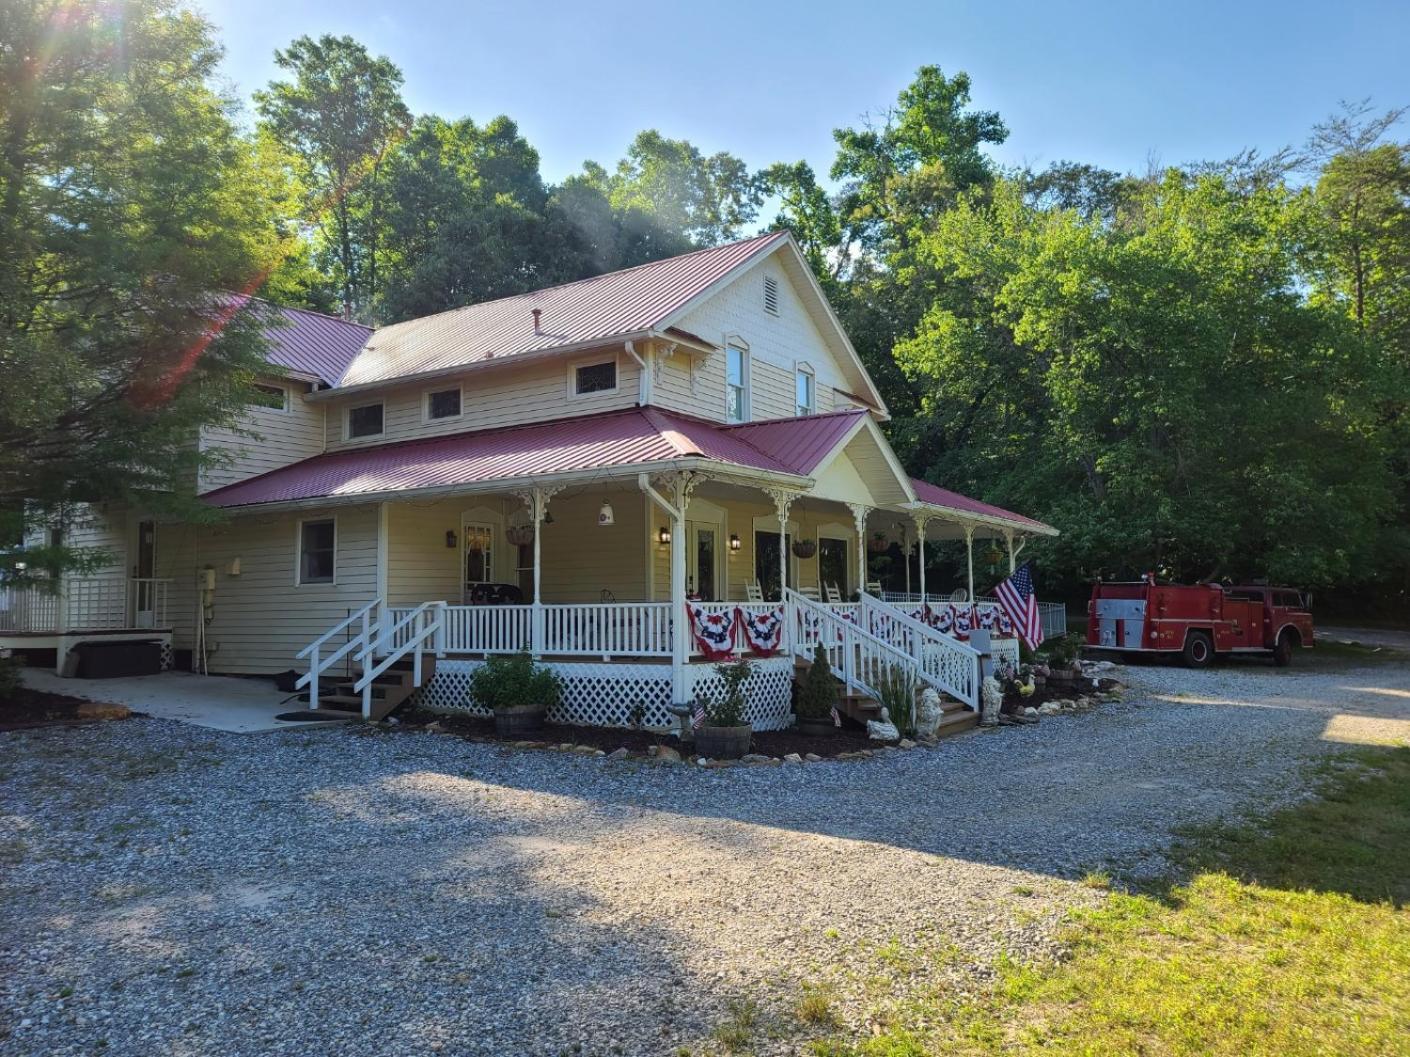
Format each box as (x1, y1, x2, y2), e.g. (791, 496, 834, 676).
(133, 519, 156, 627)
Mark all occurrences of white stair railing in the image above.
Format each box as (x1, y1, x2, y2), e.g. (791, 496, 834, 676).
(295, 599, 382, 709)
(856, 592, 981, 708)
(353, 601, 442, 719)
(784, 588, 924, 703)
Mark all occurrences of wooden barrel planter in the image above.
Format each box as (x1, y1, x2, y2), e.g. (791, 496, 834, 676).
(695, 724, 752, 759)
(494, 703, 547, 737)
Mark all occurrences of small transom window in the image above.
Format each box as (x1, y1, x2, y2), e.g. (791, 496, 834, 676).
(427, 387, 461, 420)
(574, 360, 617, 395)
(763, 275, 780, 315)
(250, 383, 288, 411)
(298, 519, 335, 584)
(347, 402, 384, 438)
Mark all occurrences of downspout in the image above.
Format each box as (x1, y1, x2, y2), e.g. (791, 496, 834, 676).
(624, 340, 650, 406)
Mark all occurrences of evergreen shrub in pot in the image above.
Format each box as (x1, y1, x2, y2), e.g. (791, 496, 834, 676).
(795, 643, 839, 736)
(469, 649, 563, 736)
(695, 659, 753, 759)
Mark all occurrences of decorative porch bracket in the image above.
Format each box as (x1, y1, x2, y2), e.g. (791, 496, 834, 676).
(846, 502, 873, 598)
(511, 485, 564, 657)
(1005, 529, 1026, 575)
(641, 471, 704, 703)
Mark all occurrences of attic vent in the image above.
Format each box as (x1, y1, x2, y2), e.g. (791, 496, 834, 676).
(763, 275, 780, 316)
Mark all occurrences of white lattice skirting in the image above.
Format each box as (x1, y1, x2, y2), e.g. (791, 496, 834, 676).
(413, 657, 796, 731)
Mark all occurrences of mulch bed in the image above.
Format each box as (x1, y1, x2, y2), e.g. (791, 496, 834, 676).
(0, 689, 132, 731)
(396, 706, 893, 759)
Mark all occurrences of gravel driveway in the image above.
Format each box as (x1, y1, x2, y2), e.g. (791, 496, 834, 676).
(4, 651, 1407, 1057)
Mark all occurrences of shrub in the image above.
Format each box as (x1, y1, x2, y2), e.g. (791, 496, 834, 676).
(874, 664, 918, 736)
(700, 658, 752, 727)
(468, 649, 561, 712)
(796, 644, 838, 719)
(1042, 632, 1085, 668)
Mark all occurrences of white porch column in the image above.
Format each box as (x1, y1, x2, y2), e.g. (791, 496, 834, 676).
(641, 471, 700, 704)
(765, 488, 796, 602)
(964, 524, 976, 603)
(847, 503, 872, 597)
(1005, 529, 1016, 575)
(901, 523, 911, 597)
(912, 515, 930, 604)
(513, 486, 561, 658)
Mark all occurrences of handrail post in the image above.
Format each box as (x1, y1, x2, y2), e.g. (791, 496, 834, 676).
(434, 601, 447, 656)
(309, 643, 320, 709)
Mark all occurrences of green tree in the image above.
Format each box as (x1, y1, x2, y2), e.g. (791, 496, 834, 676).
(254, 34, 411, 320)
(0, 0, 285, 578)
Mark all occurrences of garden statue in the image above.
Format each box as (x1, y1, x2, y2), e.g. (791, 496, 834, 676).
(980, 675, 1004, 727)
(866, 707, 900, 741)
(914, 688, 943, 739)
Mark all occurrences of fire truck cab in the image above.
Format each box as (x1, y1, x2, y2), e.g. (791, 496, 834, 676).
(1087, 579, 1315, 668)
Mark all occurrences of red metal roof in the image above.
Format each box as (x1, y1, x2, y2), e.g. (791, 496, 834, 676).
(202, 406, 800, 508)
(257, 304, 371, 385)
(721, 409, 868, 475)
(338, 231, 790, 387)
(909, 478, 1054, 533)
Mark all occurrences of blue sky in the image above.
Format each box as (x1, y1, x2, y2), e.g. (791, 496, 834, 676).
(203, 0, 1408, 187)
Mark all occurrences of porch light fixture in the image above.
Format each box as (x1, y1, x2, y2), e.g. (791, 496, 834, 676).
(658, 526, 671, 545)
(598, 501, 615, 527)
(445, 529, 457, 549)
(729, 534, 741, 552)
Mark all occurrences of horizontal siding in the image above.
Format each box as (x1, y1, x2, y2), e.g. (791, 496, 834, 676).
(154, 504, 380, 674)
(660, 257, 855, 423)
(325, 353, 642, 452)
(198, 379, 325, 493)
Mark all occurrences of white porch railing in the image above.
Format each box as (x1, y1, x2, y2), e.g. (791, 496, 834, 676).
(354, 602, 441, 717)
(856, 593, 981, 707)
(388, 601, 673, 659)
(785, 588, 924, 703)
(0, 578, 170, 633)
(879, 591, 1068, 640)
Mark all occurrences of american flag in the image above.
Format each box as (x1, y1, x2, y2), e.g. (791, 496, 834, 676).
(994, 562, 1044, 650)
(691, 702, 706, 729)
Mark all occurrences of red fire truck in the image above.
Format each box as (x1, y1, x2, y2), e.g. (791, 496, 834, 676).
(1087, 578, 1315, 667)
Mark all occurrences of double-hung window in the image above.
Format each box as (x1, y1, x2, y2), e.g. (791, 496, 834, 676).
(346, 402, 384, 439)
(298, 519, 335, 585)
(726, 345, 749, 423)
(795, 368, 815, 416)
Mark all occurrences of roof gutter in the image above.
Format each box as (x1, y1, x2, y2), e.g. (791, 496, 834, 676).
(905, 500, 1059, 538)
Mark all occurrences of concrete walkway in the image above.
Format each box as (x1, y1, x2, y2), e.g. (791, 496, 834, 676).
(21, 669, 346, 733)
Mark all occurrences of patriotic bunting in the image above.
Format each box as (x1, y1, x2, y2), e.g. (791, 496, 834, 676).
(736, 606, 785, 656)
(686, 603, 738, 660)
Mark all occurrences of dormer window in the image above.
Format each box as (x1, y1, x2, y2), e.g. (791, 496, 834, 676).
(763, 275, 780, 316)
(346, 402, 384, 439)
(249, 383, 289, 412)
(726, 345, 750, 423)
(795, 365, 815, 416)
(425, 387, 462, 420)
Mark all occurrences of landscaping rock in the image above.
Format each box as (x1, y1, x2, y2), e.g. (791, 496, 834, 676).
(804, 752, 822, 762)
(782, 752, 803, 765)
(898, 738, 916, 749)
(605, 748, 629, 761)
(652, 746, 681, 763)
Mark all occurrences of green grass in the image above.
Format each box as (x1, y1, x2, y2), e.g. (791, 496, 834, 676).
(813, 746, 1410, 1057)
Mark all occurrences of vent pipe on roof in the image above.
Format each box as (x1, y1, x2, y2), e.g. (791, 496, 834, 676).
(531, 308, 542, 335)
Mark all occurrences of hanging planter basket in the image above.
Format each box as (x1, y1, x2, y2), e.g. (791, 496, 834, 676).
(984, 546, 1004, 566)
(791, 538, 817, 559)
(505, 523, 535, 547)
(867, 532, 890, 555)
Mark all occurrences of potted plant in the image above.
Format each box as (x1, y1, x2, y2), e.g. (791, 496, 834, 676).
(792, 538, 817, 559)
(694, 658, 753, 759)
(795, 643, 839, 736)
(867, 531, 890, 554)
(468, 649, 562, 736)
(873, 664, 917, 738)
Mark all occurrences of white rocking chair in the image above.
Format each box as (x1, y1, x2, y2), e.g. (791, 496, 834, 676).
(824, 582, 843, 604)
(799, 585, 821, 602)
(745, 581, 764, 603)
(865, 580, 882, 596)
(949, 588, 968, 603)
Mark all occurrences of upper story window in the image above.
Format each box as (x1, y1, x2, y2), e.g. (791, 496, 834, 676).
(249, 383, 289, 412)
(795, 366, 815, 416)
(297, 518, 335, 585)
(726, 345, 750, 423)
(763, 275, 780, 316)
(571, 358, 617, 397)
(346, 402, 384, 439)
(425, 387, 462, 420)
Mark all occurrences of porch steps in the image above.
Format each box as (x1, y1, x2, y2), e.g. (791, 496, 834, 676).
(792, 658, 978, 738)
(315, 655, 437, 721)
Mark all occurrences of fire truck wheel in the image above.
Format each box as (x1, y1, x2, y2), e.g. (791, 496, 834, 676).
(1181, 631, 1214, 669)
(1273, 631, 1294, 667)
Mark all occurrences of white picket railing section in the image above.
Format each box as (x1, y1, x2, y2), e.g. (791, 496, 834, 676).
(882, 591, 1068, 640)
(784, 588, 925, 703)
(855, 593, 982, 707)
(0, 578, 170, 633)
(542, 602, 672, 658)
(686, 601, 781, 657)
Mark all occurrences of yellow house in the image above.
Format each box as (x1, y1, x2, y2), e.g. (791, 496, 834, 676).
(2, 232, 1058, 728)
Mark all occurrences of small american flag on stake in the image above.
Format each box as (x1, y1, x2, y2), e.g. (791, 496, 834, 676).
(994, 562, 1045, 651)
(830, 705, 841, 728)
(691, 702, 706, 729)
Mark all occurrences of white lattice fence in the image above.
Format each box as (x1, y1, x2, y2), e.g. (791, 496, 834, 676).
(685, 656, 795, 732)
(990, 637, 1021, 670)
(414, 658, 796, 731)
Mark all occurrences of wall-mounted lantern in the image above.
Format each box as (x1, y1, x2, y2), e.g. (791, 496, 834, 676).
(728, 534, 741, 552)
(658, 526, 672, 545)
(445, 529, 458, 549)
